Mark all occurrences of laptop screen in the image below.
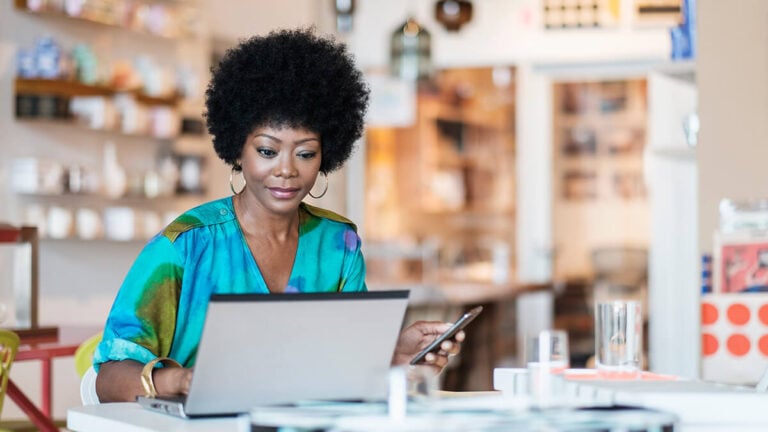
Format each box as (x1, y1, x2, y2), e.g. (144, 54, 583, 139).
(184, 290, 410, 416)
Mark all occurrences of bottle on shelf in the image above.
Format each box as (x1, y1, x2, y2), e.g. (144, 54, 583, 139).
(102, 141, 127, 199)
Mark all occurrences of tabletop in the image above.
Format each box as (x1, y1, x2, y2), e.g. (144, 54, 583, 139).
(16, 325, 98, 360)
(68, 403, 251, 432)
(67, 398, 681, 432)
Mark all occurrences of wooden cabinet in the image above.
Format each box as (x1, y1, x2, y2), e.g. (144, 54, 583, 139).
(364, 67, 516, 286)
(551, 79, 650, 280)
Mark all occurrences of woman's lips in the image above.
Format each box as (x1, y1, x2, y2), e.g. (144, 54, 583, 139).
(269, 187, 300, 199)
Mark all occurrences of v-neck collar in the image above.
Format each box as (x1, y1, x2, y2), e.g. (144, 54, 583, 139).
(229, 196, 305, 293)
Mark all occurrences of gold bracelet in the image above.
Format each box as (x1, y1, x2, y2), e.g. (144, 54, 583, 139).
(140, 357, 182, 398)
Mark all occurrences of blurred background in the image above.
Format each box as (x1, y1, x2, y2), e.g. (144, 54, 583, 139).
(1, 0, 767, 424)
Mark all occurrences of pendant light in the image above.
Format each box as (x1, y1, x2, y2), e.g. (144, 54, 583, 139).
(390, 17, 432, 81)
(435, 0, 473, 32)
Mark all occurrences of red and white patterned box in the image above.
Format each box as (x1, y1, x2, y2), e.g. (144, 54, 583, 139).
(701, 293, 768, 384)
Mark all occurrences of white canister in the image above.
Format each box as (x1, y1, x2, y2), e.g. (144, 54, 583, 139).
(47, 206, 73, 239)
(75, 208, 103, 240)
(103, 207, 135, 241)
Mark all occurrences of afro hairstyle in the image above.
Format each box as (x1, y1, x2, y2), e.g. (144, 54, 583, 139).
(204, 28, 370, 174)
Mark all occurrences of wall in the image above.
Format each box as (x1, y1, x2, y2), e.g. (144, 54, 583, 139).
(646, 70, 698, 378)
(697, 0, 768, 253)
(694, 0, 768, 382)
(347, 0, 669, 70)
(204, 0, 323, 43)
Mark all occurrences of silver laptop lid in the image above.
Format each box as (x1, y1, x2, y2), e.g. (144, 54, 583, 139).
(185, 290, 410, 416)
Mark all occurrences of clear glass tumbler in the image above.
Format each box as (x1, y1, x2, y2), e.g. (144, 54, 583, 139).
(595, 300, 642, 378)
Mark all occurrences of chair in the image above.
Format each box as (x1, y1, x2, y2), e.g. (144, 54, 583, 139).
(0, 329, 20, 416)
(74, 333, 102, 405)
(0, 224, 39, 332)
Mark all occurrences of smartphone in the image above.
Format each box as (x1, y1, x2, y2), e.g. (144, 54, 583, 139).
(409, 306, 483, 365)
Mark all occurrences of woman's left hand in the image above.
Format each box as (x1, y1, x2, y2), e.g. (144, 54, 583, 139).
(391, 321, 464, 374)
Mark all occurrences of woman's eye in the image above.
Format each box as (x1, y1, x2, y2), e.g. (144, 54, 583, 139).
(257, 148, 277, 158)
(298, 151, 317, 160)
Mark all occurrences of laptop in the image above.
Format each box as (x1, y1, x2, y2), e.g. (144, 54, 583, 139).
(137, 290, 410, 418)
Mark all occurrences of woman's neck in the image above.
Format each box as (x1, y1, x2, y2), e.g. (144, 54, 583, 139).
(232, 193, 300, 243)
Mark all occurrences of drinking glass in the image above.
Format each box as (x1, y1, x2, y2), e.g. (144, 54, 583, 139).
(526, 330, 570, 373)
(526, 330, 569, 405)
(595, 300, 642, 378)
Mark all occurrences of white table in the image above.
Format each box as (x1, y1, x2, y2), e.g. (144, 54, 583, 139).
(494, 368, 768, 432)
(67, 403, 251, 432)
(69, 398, 678, 432)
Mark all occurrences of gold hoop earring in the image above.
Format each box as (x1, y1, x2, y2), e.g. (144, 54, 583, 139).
(308, 172, 328, 199)
(229, 165, 246, 195)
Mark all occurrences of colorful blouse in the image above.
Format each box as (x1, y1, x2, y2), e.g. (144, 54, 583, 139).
(94, 197, 367, 370)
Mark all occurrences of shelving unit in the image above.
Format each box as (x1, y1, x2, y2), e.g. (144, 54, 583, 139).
(16, 191, 203, 207)
(6, 0, 211, 243)
(551, 79, 649, 279)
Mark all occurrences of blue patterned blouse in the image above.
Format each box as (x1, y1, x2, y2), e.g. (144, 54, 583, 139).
(94, 197, 367, 370)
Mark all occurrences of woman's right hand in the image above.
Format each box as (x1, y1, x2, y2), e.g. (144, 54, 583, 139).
(154, 366, 194, 395)
(96, 359, 193, 402)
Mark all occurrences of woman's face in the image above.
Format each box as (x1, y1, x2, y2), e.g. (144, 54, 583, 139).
(238, 125, 322, 216)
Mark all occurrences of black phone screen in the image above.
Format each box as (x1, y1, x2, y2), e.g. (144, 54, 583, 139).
(409, 306, 483, 365)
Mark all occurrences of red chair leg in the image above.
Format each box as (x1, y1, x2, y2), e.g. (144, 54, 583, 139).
(6, 379, 59, 432)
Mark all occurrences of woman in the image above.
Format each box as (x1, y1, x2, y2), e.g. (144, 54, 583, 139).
(94, 28, 463, 402)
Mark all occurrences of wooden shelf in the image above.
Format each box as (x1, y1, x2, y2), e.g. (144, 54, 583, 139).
(14, 0, 199, 40)
(15, 78, 180, 106)
(16, 192, 205, 209)
(40, 237, 152, 244)
(15, 117, 178, 140)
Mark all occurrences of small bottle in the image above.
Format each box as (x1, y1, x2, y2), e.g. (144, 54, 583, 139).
(34, 36, 63, 79)
(102, 141, 127, 199)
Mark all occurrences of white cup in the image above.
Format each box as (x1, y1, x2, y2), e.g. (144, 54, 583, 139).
(47, 206, 73, 239)
(595, 300, 642, 378)
(76, 208, 103, 240)
(103, 207, 135, 241)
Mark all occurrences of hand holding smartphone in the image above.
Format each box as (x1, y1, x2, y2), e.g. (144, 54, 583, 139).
(409, 306, 483, 365)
